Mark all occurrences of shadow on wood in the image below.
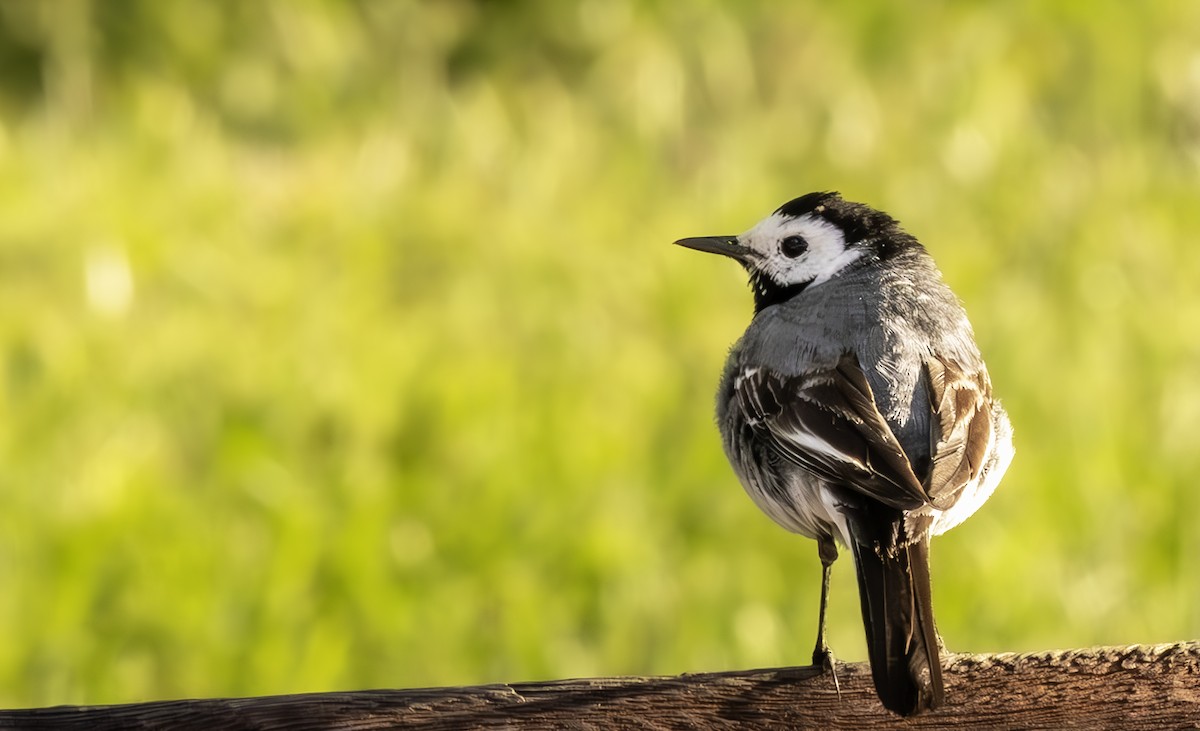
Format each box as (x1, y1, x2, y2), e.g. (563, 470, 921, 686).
(1, 643, 1197, 730)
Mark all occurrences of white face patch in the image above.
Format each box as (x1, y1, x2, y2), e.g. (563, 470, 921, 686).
(738, 212, 863, 288)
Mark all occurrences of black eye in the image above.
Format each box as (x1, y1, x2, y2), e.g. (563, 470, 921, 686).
(780, 235, 808, 258)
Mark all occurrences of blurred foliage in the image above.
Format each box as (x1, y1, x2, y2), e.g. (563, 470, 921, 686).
(0, 0, 1199, 708)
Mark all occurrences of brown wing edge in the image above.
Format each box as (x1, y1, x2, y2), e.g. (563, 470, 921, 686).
(922, 356, 995, 511)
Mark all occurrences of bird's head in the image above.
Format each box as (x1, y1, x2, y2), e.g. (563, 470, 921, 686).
(675, 191, 913, 311)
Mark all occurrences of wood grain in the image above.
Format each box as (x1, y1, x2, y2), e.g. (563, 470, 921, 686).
(1, 643, 1197, 730)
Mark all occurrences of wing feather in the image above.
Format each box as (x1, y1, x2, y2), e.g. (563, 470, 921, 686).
(735, 353, 928, 511)
(922, 357, 995, 510)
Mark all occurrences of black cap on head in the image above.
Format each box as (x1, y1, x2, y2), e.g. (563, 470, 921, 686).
(775, 191, 844, 218)
(775, 191, 903, 246)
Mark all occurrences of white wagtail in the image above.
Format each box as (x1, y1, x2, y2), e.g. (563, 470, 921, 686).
(676, 192, 1014, 717)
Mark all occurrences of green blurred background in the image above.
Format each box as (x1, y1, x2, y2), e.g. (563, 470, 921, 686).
(1, 0, 1198, 708)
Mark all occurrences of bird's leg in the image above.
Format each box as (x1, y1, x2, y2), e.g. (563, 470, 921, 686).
(813, 535, 841, 696)
(935, 626, 950, 655)
(812, 535, 838, 665)
(927, 609, 949, 655)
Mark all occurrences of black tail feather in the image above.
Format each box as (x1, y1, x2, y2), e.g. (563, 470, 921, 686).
(848, 519, 944, 717)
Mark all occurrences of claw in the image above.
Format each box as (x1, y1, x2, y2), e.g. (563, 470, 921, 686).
(813, 644, 842, 699)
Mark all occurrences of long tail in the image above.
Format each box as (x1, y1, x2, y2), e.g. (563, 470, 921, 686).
(846, 515, 944, 717)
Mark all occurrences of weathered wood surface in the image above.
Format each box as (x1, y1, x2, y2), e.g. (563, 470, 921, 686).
(1, 643, 1197, 730)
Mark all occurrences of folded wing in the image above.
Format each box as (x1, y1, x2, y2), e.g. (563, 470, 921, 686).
(734, 352, 995, 514)
(734, 353, 928, 511)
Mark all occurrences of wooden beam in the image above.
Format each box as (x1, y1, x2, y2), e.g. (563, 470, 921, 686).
(1, 643, 1197, 729)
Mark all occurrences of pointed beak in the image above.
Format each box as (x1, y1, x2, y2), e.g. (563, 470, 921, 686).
(673, 236, 752, 262)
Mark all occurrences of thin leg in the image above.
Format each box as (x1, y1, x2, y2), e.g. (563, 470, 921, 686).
(930, 609, 949, 655)
(812, 559, 833, 664)
(812, 535, 841, 696)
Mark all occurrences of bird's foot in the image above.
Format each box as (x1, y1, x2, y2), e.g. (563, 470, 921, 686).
(812, 645, 841, 699)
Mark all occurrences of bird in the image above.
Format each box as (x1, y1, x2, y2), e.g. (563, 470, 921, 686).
(675, 191, 1014, 717)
